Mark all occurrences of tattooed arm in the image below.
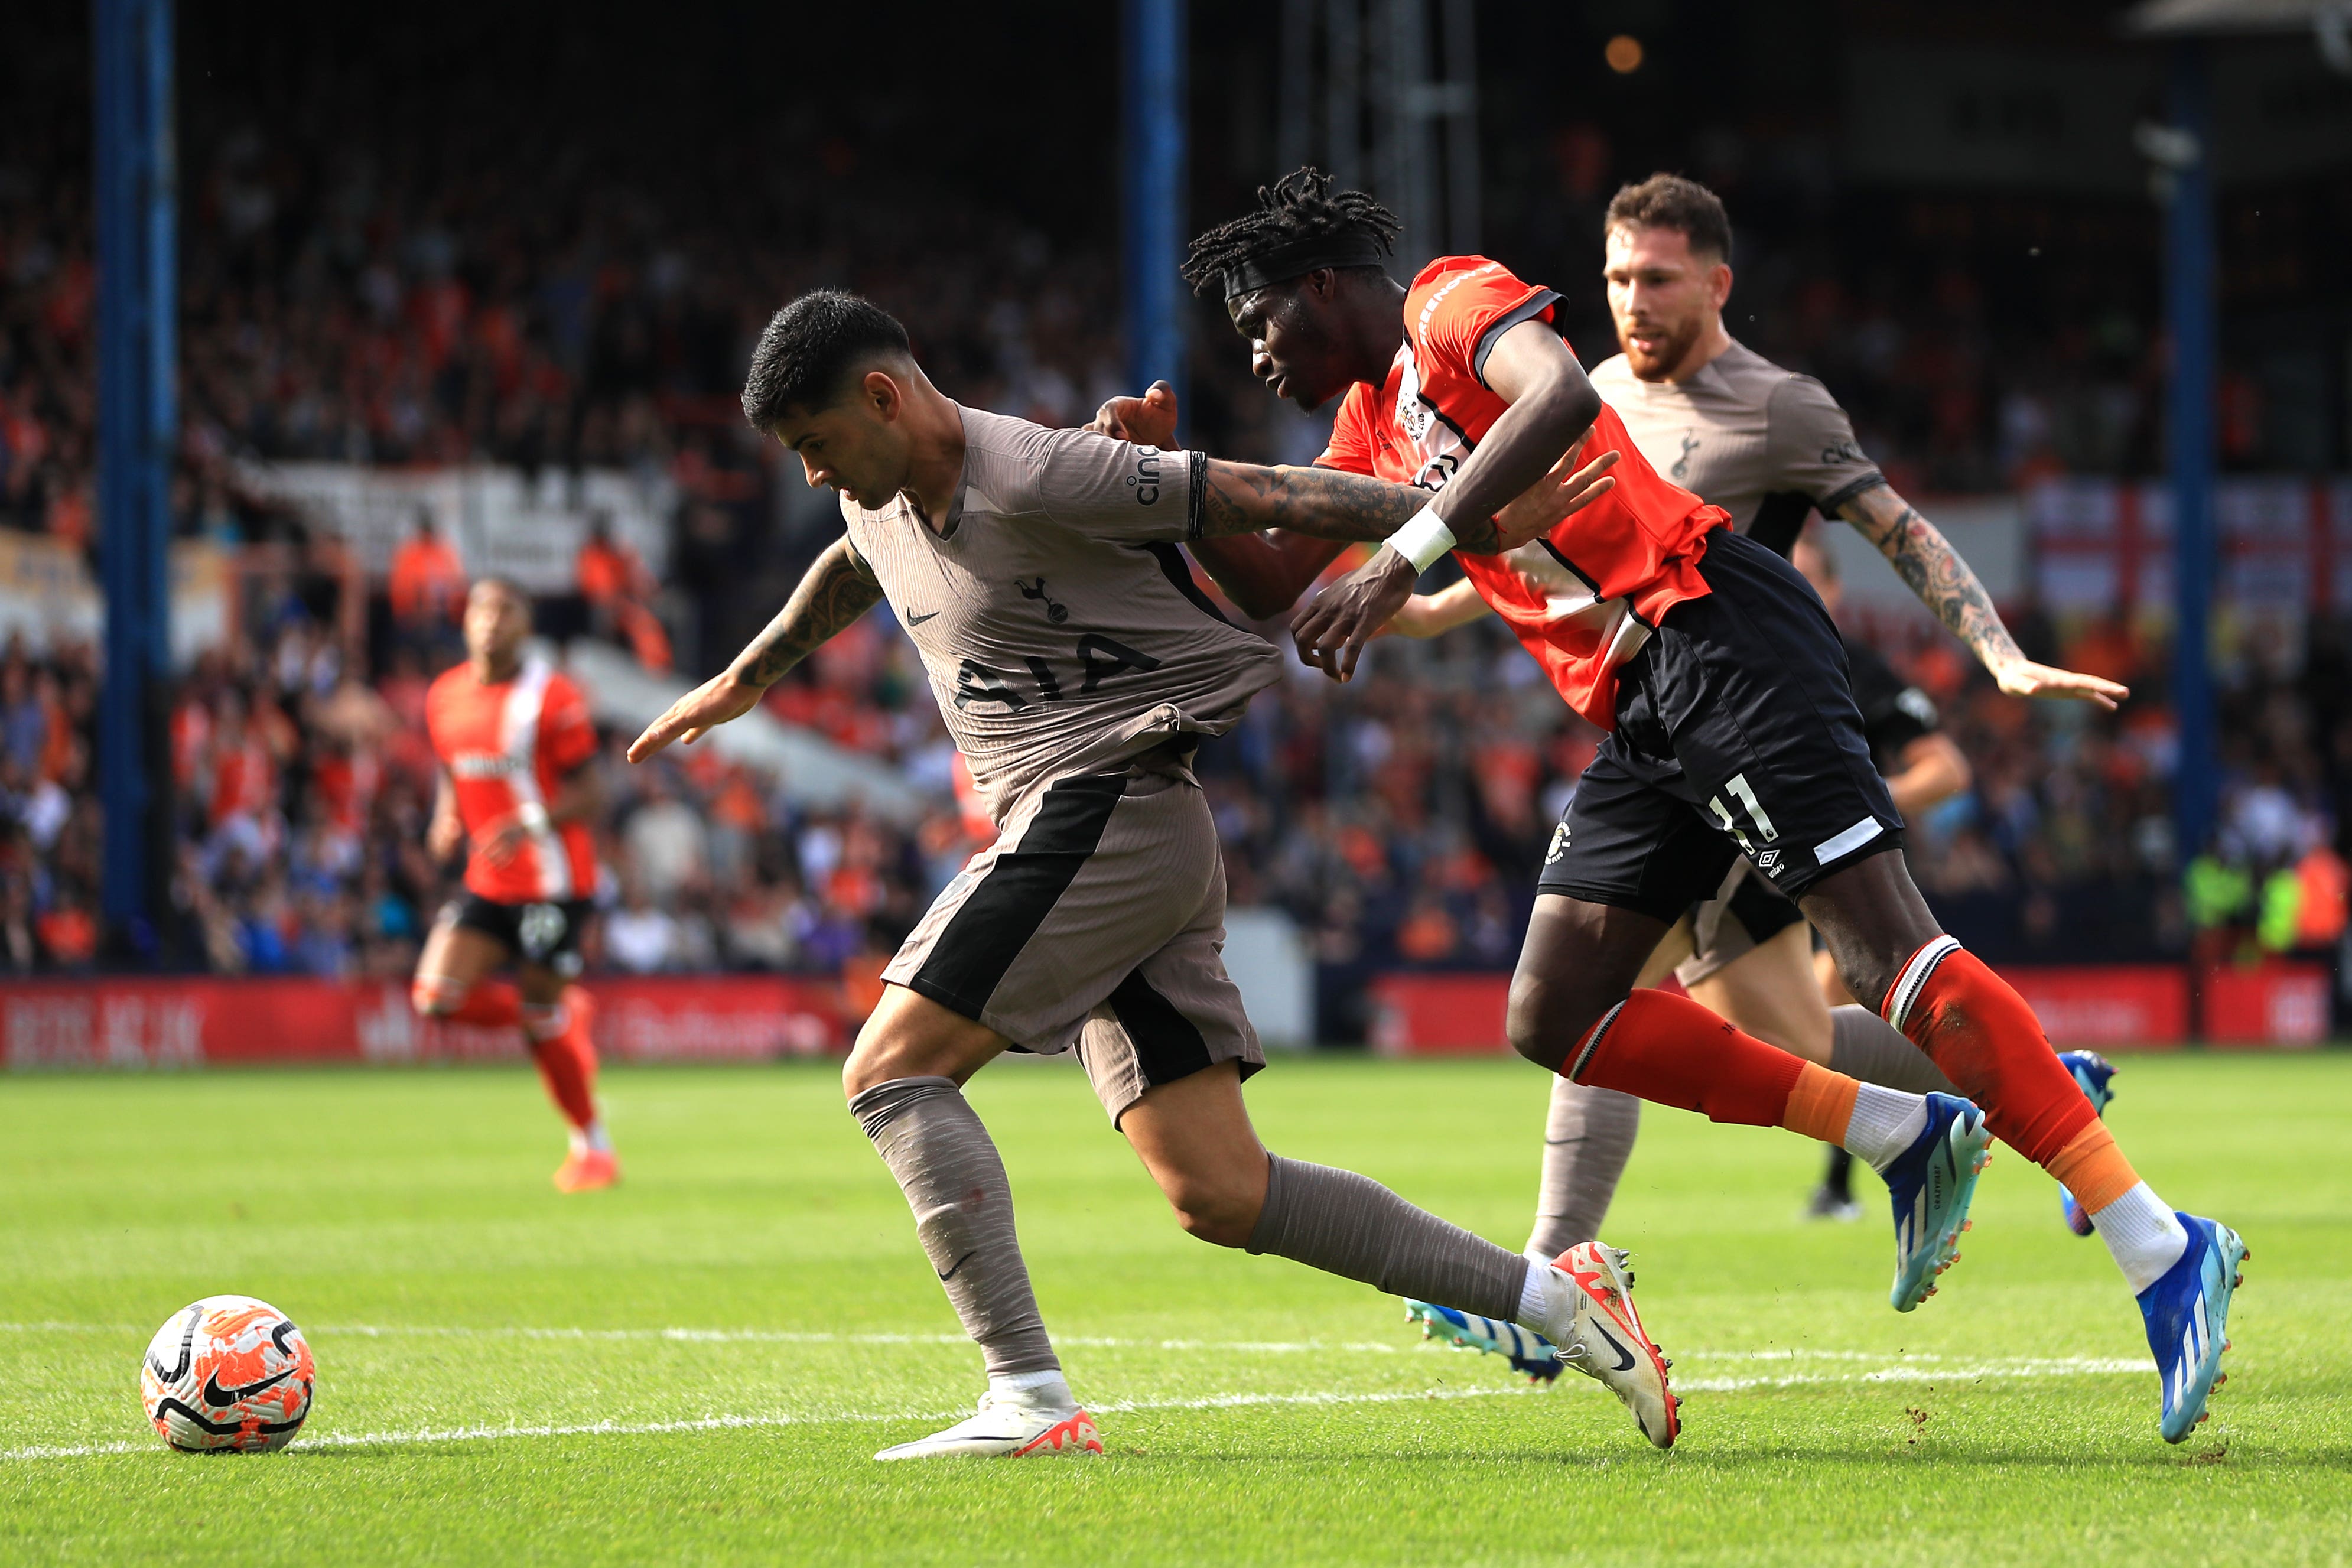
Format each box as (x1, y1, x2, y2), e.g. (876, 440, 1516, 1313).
(626, 536, 883, 762)
(1195, 462, 1515, 549)
(1835, 483, 2127, 710)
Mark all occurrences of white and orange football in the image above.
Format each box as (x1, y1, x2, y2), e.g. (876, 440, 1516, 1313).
(139, 1295, 315, 1452)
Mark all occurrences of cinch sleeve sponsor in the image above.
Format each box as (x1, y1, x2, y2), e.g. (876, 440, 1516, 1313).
(1765, 375, 1884, 516)
(1026, 425, 1203, 544)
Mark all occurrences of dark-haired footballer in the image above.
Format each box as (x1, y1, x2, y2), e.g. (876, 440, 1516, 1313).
(1372, 174, 2129, 1255)
(1100, 170, 2242, 1443)
(627, 288, 1683, 1459)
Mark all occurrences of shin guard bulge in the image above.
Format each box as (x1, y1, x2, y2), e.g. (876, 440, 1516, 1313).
(1566, 988, 1808, 1128)
(1247, 1154, 1528, 1323)
(1881, 939, 2100, 1168)
(850, 1076, 1059, 1378)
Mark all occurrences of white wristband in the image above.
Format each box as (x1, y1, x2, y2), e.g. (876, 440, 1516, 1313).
(1384, 505, 1457, 574)
(513, 803, 551, 834)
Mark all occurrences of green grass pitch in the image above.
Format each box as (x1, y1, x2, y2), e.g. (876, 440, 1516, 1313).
(3, 1050, 2348, 1565)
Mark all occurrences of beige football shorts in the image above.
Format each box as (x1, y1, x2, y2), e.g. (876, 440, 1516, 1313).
(884, 757, 1262, 1123)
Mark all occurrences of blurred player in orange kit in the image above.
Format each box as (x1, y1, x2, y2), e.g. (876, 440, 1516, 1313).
(415, 577, 618, 1192)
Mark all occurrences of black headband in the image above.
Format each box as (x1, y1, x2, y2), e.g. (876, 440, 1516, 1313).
(1219, 234, 1391, 298)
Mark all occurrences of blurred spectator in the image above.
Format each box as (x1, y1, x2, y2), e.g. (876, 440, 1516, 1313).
(577, 513, 672, 674)
(604, 881, 679, 974)
(388, 513, 466, 661)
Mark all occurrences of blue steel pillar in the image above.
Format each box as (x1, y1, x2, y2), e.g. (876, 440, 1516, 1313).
(2165, 41, 2218, 868)
(95, 0, 176, 956)
(1123, 0, 1188, 431)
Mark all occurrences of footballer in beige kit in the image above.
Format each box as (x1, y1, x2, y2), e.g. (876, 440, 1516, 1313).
(629, 288, 1680, 1460)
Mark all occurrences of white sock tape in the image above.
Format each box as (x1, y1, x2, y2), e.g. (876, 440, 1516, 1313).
(1385, 505, 1457, 572)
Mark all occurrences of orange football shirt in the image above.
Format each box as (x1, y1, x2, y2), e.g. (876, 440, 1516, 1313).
(425, 659, 599, 902)
(1317, 255, 1729, 728)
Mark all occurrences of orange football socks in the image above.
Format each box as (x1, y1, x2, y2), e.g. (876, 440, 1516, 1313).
(523, 997, 600, 1133)
(1568, 988, 1893, 1149)
(1882, 938, 2104, 1169)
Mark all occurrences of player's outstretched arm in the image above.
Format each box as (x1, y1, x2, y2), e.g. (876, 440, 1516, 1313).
(627, 536, 883, 762)
(1834, 484, 2127, 711)
(1885, 732, 1971, 818)
(1195, 461, 1497, 546)
(1383, 578, 1494, 639)
(427, 769, 465, 862)
(1092, 376, 1615, 620)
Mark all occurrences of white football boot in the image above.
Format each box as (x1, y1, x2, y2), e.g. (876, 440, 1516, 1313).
(873, 1391, 1104, 1462)
(1534, 1241, 1680, 1449)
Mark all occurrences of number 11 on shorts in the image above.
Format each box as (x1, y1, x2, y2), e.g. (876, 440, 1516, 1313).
(1707, 772, 1779, 851)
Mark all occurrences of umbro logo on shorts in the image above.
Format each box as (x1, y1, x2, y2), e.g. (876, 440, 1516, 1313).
(1758, 848, 1782, 875)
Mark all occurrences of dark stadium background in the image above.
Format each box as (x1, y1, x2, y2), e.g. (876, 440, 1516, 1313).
(4, 0, 2350, 1058)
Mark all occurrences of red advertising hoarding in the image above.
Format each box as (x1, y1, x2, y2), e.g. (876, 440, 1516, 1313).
(2201, 964, 2329, 1048)
(1365, 964, 2289, 1055)
(2000, 967, 2189, 1051)
(2, 975, 847, 1071)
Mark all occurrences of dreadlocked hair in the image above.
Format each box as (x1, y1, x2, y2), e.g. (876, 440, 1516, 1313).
(1180, 167, 1401, 296)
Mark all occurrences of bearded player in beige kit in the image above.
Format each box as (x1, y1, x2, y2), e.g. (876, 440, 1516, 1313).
(627, 288, 1681, 1460)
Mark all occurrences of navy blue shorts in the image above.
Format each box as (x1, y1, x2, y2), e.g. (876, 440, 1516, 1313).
(1536, 529, 1903, 920)
(446, 893, 593, 978)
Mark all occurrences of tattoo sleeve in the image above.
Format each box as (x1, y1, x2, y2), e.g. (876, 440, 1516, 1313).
(1835, 483, 2023, 669)
(734, 535, 884, 686)
(1195, 461, 1506, 552)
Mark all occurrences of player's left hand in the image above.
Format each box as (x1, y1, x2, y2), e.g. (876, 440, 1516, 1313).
(1290, 549, 1417, 683)
(1090, 380, 1180, 447)
(1990, 658, 2129, 711)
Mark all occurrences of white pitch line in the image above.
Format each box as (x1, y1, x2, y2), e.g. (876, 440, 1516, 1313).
(0, 1322, 1409, 1355)
(0, 1323, 2162, 1375)
(1, 1386, 1535, 1463)
(1, 1356, 2159, 1464)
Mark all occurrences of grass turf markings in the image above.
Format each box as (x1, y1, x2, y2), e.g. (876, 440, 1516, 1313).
(3, 1053, 2346, 1568)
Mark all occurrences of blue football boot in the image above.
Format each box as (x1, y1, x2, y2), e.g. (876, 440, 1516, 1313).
(1403, 1298, 1564, 1384)
(1881, 1092, 1995, 1312)
(2057, 1051, 2119, 1237)
(2139, 1213, 2247, 1442)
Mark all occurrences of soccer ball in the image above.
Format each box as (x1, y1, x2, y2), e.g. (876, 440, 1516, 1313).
(139, 1295, 315, 1452)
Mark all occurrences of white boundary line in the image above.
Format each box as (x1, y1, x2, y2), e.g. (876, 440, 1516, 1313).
(2, 1354, 2155, 1463)
(0, 1323, 2163, 1372)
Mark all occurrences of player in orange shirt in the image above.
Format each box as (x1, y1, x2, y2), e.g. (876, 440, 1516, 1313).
(416, 578, 618, 1192)
(1102, 170, 2242, 1442)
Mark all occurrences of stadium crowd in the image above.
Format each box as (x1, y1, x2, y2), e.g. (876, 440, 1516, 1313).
(1, 32, 2345, 1031)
